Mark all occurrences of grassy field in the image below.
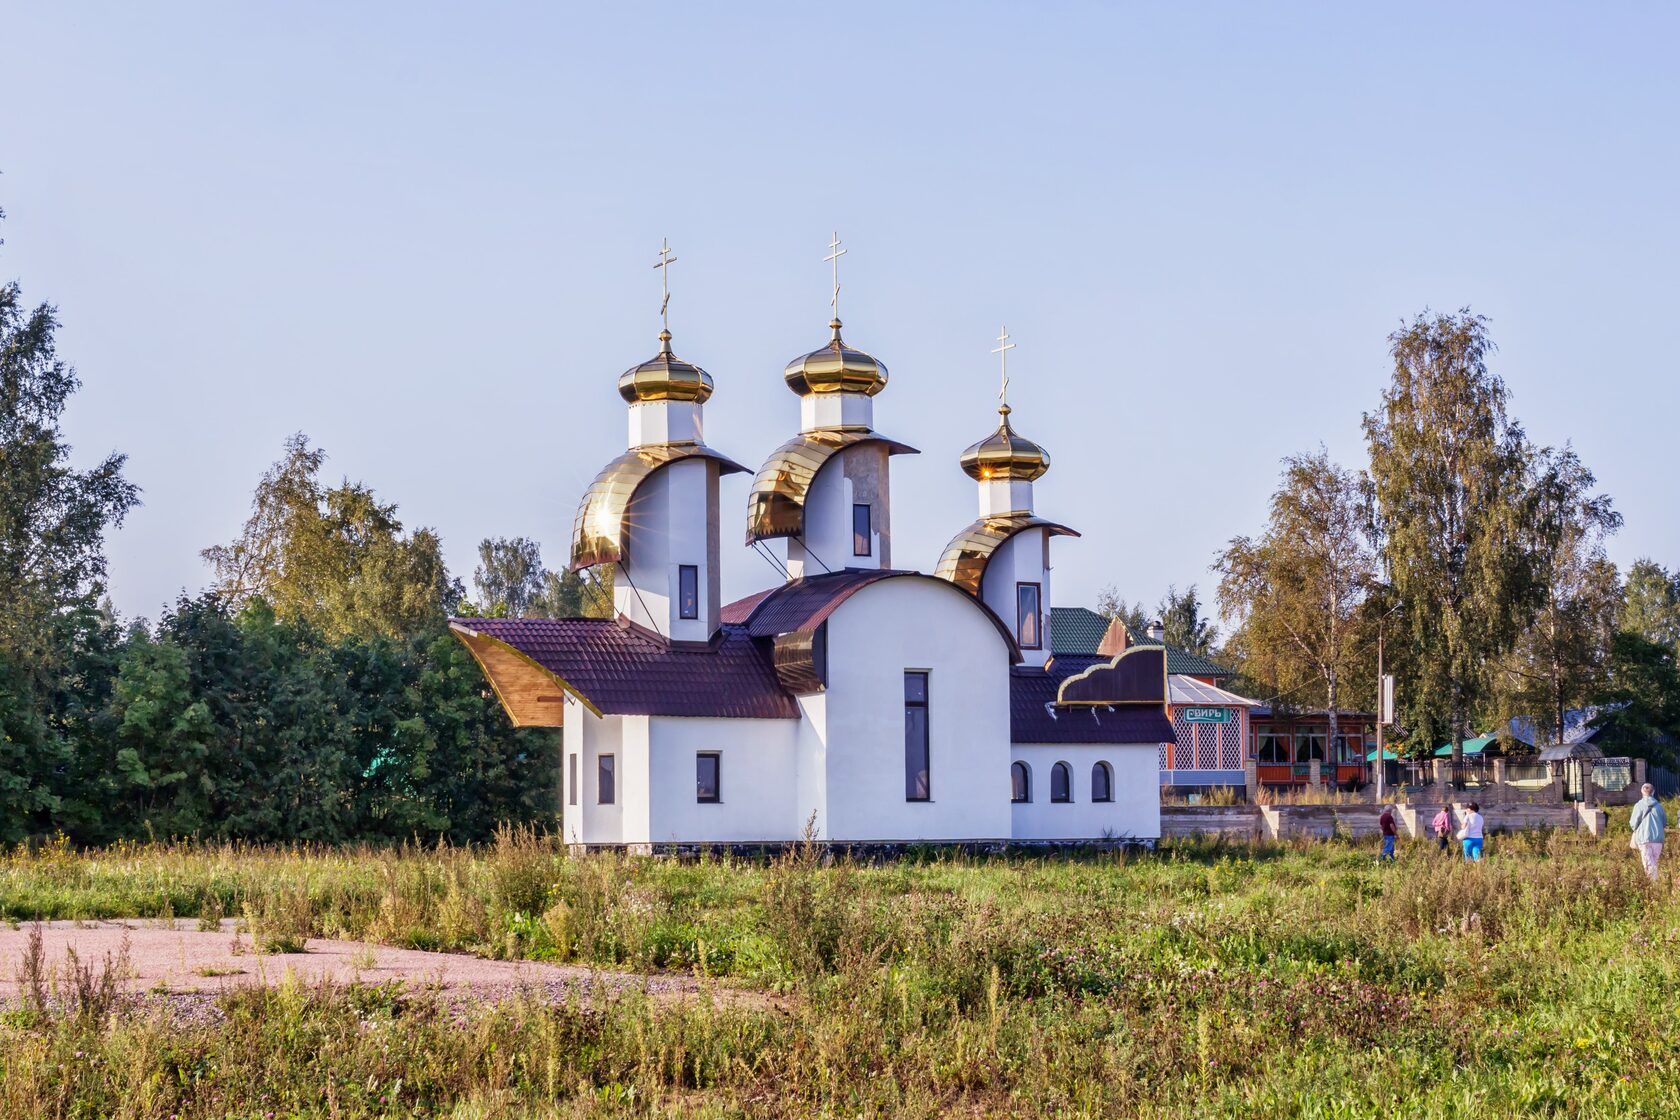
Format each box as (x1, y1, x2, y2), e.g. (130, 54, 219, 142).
(1, 817, 1677, 1119)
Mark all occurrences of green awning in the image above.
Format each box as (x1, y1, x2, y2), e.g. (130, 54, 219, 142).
(1433, 735, 1497, 757)
(1365, 748, 1398, 761)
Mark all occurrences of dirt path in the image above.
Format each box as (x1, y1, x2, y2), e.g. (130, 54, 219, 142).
(0, 920, 765, 1008)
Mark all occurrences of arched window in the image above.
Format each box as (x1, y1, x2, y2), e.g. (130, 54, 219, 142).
(1091, 761, 1113, 803)
(1051, 761, 1072, 803)
(1011, 761, 1031, 803)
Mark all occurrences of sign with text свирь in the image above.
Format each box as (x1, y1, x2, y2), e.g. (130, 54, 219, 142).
(1180, 707, 1234, 724)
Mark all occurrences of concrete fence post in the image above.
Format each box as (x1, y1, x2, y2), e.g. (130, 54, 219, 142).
(1576, 802, 1607, 837)
(1635, 758, 1648, 790)
(1433, 758, 1449, 785)
(1493, 758, 1506, 787)
(1245, 759, 1259, 802)
(1309, 758, 1322, 789)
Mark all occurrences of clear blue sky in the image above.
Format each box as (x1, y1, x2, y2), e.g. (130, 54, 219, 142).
(4, 2, 1676, 627)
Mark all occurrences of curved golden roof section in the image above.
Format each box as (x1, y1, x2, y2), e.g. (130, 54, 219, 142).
(617, 330, 715, 404)
(572, 443, 748, 571)
(783, 319, 890, 397)
(933, 513, 1080, 596)
(745, 428, 918, 544)
(959, 405, 1051, 482)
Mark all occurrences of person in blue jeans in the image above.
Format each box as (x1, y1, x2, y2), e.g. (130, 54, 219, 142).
(1458, 801, 1485, 860)
(1378, 803, 1398, 862)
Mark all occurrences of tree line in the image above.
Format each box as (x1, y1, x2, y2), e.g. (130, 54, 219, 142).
(0, 210, 614, 844)
(1202, 310, 1678, 763)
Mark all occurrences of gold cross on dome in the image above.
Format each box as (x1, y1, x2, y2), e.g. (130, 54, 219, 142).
(992, 325, 1016, 405)
(824, 232, 847, 316)
(653, 238, 678, 330)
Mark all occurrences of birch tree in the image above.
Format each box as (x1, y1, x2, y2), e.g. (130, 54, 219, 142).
(1216, 449, 1379, 754)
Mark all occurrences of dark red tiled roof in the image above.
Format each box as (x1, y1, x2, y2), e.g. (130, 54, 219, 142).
(738, 569, 1021, 659)
(719, 587, 777, 625)
(1011, 660, 1175, 744)
(452, 617, 798, 720)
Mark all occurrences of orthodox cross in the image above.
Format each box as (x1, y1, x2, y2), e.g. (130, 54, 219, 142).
(992, 325, 1016, 406)
(824, 232, 847, 317)
(653, 238, 678, 331)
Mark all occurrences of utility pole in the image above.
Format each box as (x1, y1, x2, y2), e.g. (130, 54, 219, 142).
(1376, 621, 1385, 801)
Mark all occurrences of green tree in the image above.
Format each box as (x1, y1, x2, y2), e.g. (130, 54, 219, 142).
(1216, 450, 1380, 752)
(1620, 560, 1680, 651)
(202, 434, 451, 641)
(1364, 310, 1537, 762)
(1158, 585, 1217, 657)
(1094, 586, 1148, 637)
(528, 566, 614, 619)
(106, 627, 216, 837)
(0, 206, 138, 837)
(473, 537, 544, 617)
(1494, 446, 1621, 743)
(1592, 632, 1680, 767)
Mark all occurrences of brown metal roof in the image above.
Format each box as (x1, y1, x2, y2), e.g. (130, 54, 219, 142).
(737, 569, 1022, 660)
(450, 618, 798, 723)
(1011, 662, 1176, 744)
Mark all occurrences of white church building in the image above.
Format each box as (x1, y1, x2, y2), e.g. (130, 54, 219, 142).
(451, 265, 1170, 850)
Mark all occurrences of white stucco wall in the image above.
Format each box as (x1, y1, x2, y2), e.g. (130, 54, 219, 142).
(978, 528, 1052, 668)
(628, 400, 702, 448)
(612, 458, 718, 642)
(820, 577, 1014, 841)
(563, 699, 629, 846)
(1010, 744, 1161, 841)
(644, 717, 801, 843)
(795, 693, 830, 839)
(787, 444, 890, 577)
(802, 392, 873, 432)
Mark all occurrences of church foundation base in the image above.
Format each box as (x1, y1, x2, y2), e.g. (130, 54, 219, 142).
(566, 838, 1159, 860)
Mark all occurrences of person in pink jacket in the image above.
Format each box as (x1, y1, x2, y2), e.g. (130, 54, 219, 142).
(1431, 804, 1454, 854)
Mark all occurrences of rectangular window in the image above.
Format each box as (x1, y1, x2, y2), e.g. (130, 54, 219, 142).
(1016, 582, 1042, 650)
(853, 504, 872, 556)
(904, 671, 930, 801)
(597, 754, 616, 805)
(568, 754, 578, 806)
(678, 564, 699, 620)
(1256, 733, 1290, 765)
(696, 752, 721, 803)
(1295, 733, 1327, 763)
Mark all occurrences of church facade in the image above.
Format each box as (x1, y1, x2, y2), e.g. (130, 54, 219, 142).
(450, 281, 1171, 850)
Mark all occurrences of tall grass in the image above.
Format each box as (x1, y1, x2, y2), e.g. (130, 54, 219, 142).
(3, 820, 1679, 1116)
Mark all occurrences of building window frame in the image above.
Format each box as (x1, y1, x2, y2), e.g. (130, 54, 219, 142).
(853, 503, 872, 557)
(1257, 733, 1291, 765)
(1051, 760, 1073, 803)
(1296, 733, 1327, 764)
(568, 753, 578, 807)
(1010, 760, 1031, 803)
(696, 751, 721, 803)
(678, 564, 699, 620)
(1016, 581, 1043, 650)
(1091, 761, 1113, 803)
(597, 754, 616, 805)
(904, 670, 930, 801)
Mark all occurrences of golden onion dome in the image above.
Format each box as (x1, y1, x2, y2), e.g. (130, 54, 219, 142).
(783, 319, 889, 397)
(960, 405, 1051, 482)
(617, 330, 714, 404)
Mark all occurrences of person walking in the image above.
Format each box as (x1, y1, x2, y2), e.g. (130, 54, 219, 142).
(1629, 783, 1666, 883)
(1457, 801, 1485, 861)
(1431, 803, 1455, 854)
(1377, 803, 1398, 862)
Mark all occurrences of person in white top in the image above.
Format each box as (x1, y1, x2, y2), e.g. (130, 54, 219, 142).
(1456, 800, 1485, 861)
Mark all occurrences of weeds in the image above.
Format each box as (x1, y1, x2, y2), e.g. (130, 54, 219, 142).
(3, 825, 1679, 1116)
